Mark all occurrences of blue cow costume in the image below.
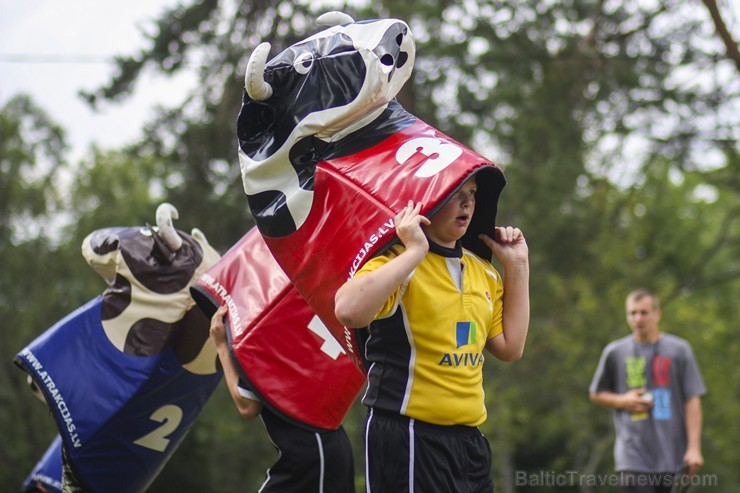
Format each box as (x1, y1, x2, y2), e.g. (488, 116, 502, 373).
(15, 205, 222, 493)
(22, 436, 63, 493)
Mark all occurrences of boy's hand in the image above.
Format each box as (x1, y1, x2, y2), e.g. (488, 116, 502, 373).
(479, 226, 528, 265)
(209, 305, 229, 348)
(394, 201, 431, 255)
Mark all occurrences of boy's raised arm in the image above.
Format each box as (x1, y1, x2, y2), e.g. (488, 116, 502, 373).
(334, 201, 429, 328)
(481, 227, 530, 362)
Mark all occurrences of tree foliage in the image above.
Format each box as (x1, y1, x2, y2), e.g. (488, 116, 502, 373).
(1, 0, 738, 491)
(0, 95, 72, 480)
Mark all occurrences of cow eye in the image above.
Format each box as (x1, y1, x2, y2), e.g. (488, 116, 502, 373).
(294, 53, 314, 74)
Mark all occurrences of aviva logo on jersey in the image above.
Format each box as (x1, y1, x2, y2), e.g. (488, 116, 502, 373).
(456, 321, 477, 347)
(438, 321, 484, 367)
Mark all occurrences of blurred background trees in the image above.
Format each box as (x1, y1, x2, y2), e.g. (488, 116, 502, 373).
(1, 0, 738, 491)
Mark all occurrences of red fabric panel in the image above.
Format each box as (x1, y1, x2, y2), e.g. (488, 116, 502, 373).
(194, 229, 364, 430)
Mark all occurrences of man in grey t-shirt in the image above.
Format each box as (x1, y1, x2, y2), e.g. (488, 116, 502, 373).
(589, 289, 706, 493)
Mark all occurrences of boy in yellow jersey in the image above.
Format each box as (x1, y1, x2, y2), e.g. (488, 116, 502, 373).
(335, 174, 530, 492)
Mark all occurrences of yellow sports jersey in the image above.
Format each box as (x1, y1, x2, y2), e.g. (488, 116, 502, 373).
(355, 241, 504, 426)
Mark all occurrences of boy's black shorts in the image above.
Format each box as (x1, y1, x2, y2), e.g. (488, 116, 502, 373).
(260, 407, 355, 493)
(364, 408, 494, 493)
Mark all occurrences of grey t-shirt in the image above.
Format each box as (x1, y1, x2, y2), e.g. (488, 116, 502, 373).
(590, 333, 706, 473)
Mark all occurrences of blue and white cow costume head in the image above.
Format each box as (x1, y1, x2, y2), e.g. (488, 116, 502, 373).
(238, 11, 416, 237)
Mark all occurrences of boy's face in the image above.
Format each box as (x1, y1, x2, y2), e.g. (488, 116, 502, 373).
(425, 176, 477, 248)
(626, 296, 661, 342)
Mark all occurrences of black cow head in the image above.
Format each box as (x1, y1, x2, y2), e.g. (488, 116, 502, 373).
(237, 12, 416, 237)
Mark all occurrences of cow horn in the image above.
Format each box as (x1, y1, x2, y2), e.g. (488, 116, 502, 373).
(316, 10, 355, 27)
(155, 202, 183, 252)
(245, 42, 273, 101)
(316, 11, 354, 27)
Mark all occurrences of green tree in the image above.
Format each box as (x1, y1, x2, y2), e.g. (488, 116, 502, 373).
(0, 94, 77, 484)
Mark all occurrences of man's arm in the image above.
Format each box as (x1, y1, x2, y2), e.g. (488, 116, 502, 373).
(210, 305, 263, 420)
(482, 227, 530, 362)
(684, 395, 703, 476)
(589, 389, 654, 413)
(335, 201, 429, 328)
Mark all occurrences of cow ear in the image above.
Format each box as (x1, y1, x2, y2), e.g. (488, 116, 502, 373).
(316, 11, 354, 27)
